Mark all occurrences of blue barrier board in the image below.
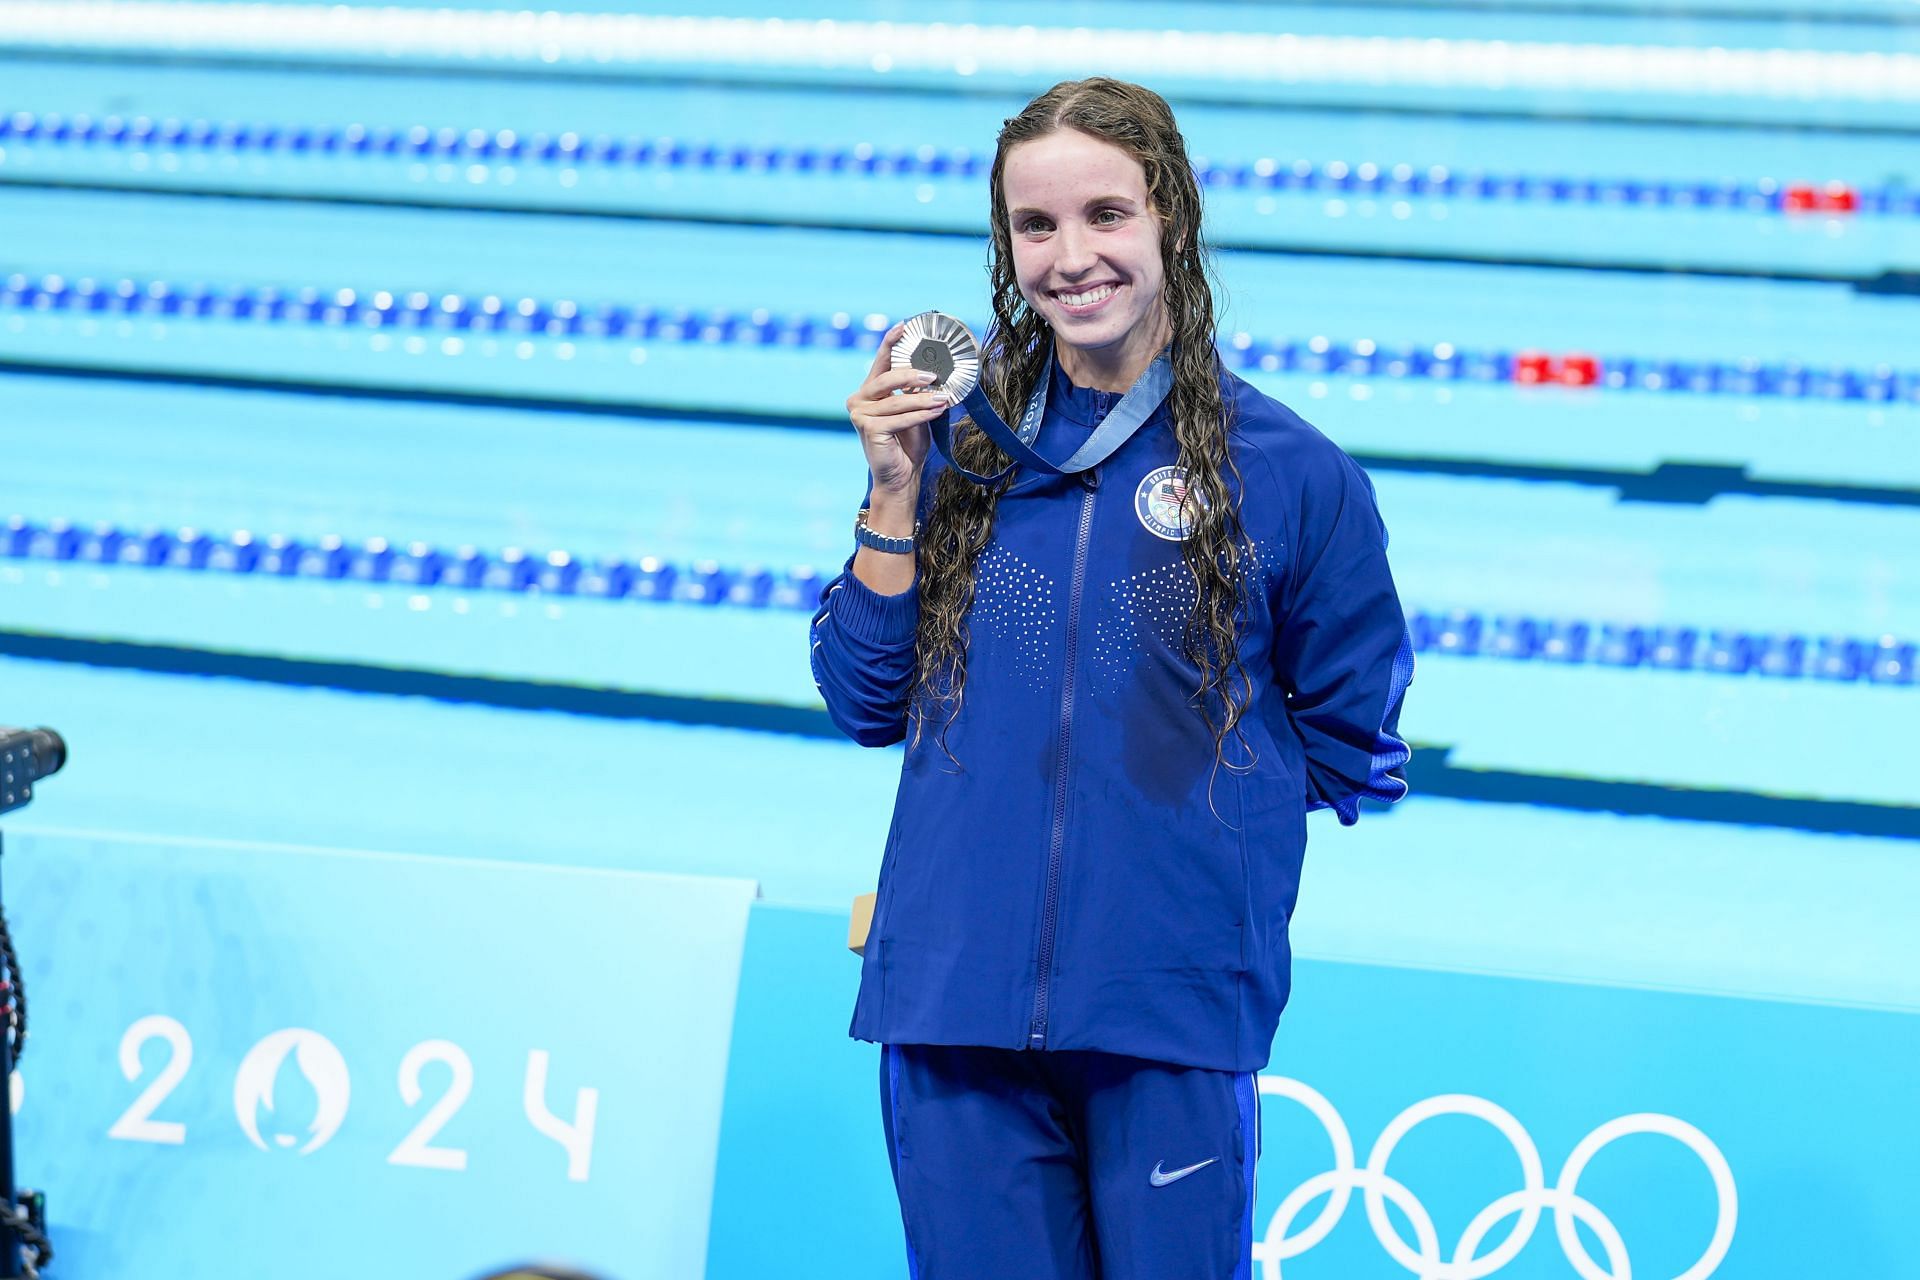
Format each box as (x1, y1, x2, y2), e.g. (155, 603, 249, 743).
(4, 829, 758, 1280)
(710, 903, 1920, 1280)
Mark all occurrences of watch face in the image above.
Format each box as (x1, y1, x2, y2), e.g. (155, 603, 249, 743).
(891, 311, 980, 403)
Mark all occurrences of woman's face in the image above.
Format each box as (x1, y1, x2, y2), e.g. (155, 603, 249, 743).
(1002, 128, 1169, 388)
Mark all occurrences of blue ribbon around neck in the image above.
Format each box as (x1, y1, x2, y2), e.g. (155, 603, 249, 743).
(931, 350, 1174, 486)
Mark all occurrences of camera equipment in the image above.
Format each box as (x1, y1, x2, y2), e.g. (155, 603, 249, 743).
(0, 726, 63, 1277)
(0, 730, 64, 819)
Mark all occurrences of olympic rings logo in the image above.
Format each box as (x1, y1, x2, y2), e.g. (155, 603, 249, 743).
(1254, 1076, 1738, 1280)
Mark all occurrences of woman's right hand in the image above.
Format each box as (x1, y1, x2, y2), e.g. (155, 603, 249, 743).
(846, 321, 949, 505)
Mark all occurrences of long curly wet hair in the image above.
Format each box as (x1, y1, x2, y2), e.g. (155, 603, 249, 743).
(912, 77, 1254, 771)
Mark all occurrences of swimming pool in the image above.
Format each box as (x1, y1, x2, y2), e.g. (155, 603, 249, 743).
(2, 3, 1916, 1276)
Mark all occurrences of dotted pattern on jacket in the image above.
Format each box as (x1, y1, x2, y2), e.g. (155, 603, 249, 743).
(970, 543, 1058, 692)
(1089, 539, 1282, 698)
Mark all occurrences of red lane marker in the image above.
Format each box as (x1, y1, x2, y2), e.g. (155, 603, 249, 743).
(1820, 181, 1859, 213)
(1559, 352, 1601, 386)
(1784, 181, 1858, 214)
(1511, 351, 1601, 387)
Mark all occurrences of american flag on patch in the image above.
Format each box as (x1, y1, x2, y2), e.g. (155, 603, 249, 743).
(1161, 478, 1187, 504)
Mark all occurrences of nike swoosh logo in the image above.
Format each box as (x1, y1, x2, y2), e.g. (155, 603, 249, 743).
(1149, 1157, 1219, 1187)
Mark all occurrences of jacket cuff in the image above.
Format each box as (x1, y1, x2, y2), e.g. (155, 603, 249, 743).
(829, 571, 920, 645)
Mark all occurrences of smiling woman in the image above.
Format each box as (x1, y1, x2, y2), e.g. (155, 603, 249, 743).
(1003, 128, 1171, 391)
(924, 80, 1257, 773)
(815, 77, 1416, 1280)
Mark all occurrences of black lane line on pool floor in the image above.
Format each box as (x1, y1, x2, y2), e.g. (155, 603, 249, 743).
(0, 176, 1898, 290)
(3, 632, 1915, 841)
(5, 359, 1916, 511)
(5, 50, 1919, 139)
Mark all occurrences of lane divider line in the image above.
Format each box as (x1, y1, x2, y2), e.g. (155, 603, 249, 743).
(1, 112, 1909, 218)
(1, 4, 1916, 102)
(4, 275, 1916, 403)
(7, 627, 1913, 836)
(5, 516, 1913, 687)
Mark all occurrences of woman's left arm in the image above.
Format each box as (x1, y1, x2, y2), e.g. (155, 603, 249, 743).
(1271, 449, 1416, 825)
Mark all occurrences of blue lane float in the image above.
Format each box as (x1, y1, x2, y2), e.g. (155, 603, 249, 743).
(5, 516, 1912, 687)
(3, 272, 1917, 404)
(2, 111, 1915, 218)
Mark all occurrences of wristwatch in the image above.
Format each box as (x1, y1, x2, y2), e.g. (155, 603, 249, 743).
(855, 508, 919, 555)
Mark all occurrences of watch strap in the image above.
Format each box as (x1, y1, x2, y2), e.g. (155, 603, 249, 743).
(854, 508, 918, 555)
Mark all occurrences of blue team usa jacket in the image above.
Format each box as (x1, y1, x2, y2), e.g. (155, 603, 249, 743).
(811, 355, 1414, 1073)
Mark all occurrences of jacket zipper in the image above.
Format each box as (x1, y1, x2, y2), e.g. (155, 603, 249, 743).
(1029, 476, 1098, 1049)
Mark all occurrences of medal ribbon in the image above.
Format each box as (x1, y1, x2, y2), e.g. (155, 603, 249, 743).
(931, 350, 1173, 486)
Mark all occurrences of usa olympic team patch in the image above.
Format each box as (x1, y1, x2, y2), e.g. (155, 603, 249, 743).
(1134, 466, 1201, 541)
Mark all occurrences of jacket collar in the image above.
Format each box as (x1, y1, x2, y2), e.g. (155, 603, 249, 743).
(1047, 351, 1124, 428)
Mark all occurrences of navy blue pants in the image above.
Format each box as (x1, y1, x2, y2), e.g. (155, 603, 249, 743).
(880, 1044, 1260, 1279)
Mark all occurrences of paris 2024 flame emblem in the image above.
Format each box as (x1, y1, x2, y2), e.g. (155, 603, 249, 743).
(233, 1028, 352, 1155)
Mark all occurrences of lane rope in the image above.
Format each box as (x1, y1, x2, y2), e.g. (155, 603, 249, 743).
(4, 273, 1915, 402)
(0, 4, 1916, 102)
(4, 516, 1913, 685)
(1, 112, 1908, 218)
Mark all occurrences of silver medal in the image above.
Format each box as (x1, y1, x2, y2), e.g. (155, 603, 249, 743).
(890, 311, 981, 403)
